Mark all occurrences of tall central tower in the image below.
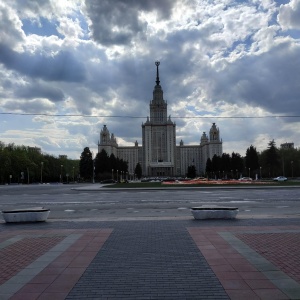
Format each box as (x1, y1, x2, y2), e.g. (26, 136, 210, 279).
(142, 62, 176, 177)
(150, 61, 168, 124)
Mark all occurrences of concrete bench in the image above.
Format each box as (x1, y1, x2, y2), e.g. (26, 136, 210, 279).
(1, 207, 50, 223)
(191, 206, 238, 220)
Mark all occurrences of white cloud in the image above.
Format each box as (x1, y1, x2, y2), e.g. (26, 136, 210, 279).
(0, 2, 25, 49)
(0, 0, 300, 159)
(278, 0, 300, 30)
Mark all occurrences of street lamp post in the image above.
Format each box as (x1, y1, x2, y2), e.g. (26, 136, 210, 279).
(112, 169, 114, 181)
(249, 168, 250, 178)
(72, 167, 75, 183)
(260, 167, 262, 179)
(60, 165, 63, 183)
(291, 161, 294, 178)
(40, 162, 44, 184)
(92, 159, 95, 184)
(27, 167, 30, 184)
(117, 170, 118, 182)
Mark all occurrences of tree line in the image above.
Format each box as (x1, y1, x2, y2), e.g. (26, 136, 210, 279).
(79, 147, 143, 182)
(205, 140, 300, 179)
(1, 139, 299, 184)
(0, 142, 79, 184)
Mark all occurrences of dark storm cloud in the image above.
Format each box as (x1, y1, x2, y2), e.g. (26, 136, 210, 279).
(14, 81, 64, 102)
(210, 42, 300, 114)
(0, 43, 86, 82)
(84, 0, 176, 45)
(3, 99, 54, 113)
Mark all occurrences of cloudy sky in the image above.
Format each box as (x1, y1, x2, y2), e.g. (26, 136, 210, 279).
(0, 0, 300, 159)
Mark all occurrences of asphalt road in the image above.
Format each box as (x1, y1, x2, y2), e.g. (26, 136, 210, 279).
(0, 184, 300, 221)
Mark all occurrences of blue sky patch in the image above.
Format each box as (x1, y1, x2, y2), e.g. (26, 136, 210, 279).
(22, 17, 63, 38)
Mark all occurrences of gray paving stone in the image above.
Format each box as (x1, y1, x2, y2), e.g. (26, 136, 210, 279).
(66, 221, 229, 299)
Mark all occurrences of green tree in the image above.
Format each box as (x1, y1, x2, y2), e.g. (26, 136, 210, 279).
(205, 158, 212, 177)
(278, 147, 300, 177)
(110, 153, 117, 171)
(221, 153, 231, 177)
(211, 155, 222, 178)
(231, 152, 244, 178)
(0, 147, 11, 184)
(95, 149, 111, 180)
(0, 141, 79, 184)
(187, 165, 196, 178)
(79, 147, 93, 181)
(245, 145, 259, 177)
(265, 140, 280, 177)
(134, 162, 142, 179)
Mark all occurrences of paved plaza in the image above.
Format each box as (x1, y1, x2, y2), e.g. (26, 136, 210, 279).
(0, 216, 300, 299)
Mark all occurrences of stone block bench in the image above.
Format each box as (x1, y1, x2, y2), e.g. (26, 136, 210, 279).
(191, 206, 238, 220)
(1, 207, 50, 223)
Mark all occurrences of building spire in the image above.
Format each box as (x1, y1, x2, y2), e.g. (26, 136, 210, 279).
(155, 61, 160, 86)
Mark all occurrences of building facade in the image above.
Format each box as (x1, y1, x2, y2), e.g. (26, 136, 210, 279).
(280, 142, 294, 149)
(98, 62, 222, 177)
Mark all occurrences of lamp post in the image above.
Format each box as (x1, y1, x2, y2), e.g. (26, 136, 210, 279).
(91, 152, 95, 184)
(117, 170, 118, 182)
(92, 159, 95, 184)
(60, 165, 63, 183)
(72, 167, 75, 183)
(260, 167, 262, 179)
(291, 161, 294, 178)
(40, 162, 44, 184)
(248, 168, 250, 178)
(27, 167, 30, 184)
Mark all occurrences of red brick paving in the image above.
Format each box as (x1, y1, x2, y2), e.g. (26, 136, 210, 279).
(0, 236, 64, 284)
(237, 232, 300, 283)
(188, 226, 299, 299)
(0, 229, 112, 299)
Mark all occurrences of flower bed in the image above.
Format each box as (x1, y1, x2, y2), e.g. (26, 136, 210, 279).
(162, 179, 273, 185)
